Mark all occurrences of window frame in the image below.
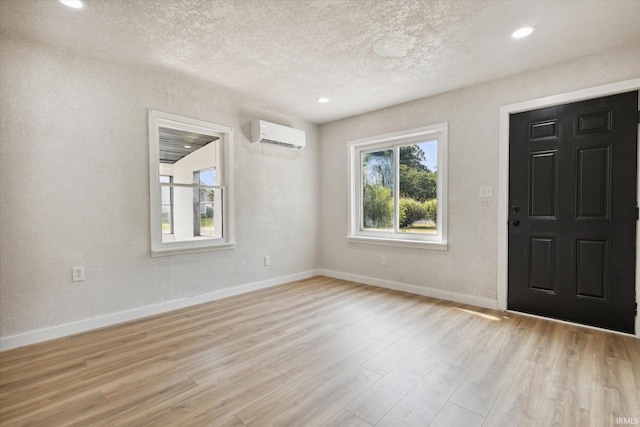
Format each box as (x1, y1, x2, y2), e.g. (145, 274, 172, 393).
(160, 175, 174, 235)
(149, 109, 235, 256)
(347, 123, 448, 251)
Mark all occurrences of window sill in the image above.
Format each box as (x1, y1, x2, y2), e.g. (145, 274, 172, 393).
(151, 242, 237, 257)
(346, 236, 448, 251)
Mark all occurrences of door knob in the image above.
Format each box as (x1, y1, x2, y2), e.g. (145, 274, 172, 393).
(511, 220, 520, 227)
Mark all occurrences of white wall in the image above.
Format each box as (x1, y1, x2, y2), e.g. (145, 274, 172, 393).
(0, 34, 320, 344)
(318, 42, 640, 307)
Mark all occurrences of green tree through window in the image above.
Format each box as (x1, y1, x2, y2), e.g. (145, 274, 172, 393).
(361, 142, 438, 234)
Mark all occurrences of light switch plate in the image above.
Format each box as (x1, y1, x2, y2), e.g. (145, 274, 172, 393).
(479, 185, 493, 198)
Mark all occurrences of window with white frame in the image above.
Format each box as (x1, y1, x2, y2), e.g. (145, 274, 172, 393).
(149, 110, 235, 256)
(348, 123, 448, 250)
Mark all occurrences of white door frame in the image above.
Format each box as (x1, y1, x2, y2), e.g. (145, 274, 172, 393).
(497, 78, 640, 336)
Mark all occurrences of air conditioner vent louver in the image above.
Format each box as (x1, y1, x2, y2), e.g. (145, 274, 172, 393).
(261, 139, 296, 148)
(250, 120, 306, 150)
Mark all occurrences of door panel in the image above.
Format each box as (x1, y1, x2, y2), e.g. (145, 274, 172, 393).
(576, 146, 610, 219)
(575, 239, 609, 300)
(529, 119, 558, 140)
(529, 151, 558, 218)
(577, 110, 611, 134)
(528, 237, 555, 292)
(508, 91, 637, 333)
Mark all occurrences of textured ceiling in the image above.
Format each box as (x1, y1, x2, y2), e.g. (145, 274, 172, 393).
(1, 0, 639, 124)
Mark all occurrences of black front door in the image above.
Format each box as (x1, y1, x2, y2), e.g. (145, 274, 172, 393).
(508, 91, 638, 333)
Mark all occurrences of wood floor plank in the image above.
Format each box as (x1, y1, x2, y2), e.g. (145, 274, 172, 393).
(519, 317, 566, 366)
(76, 373, 200, 426)
(448, 317, 531, 416)
(429, 402, 485, 427)
(629, 338, 640, 396)
(536, 398, 591, 427)
(376, 361, 468, 427)
(1, 275, 638, 427)
(589, 357, 640, 427)
(247, 365, 381, 426)
(346, 333, 459, 424)
(345, 362, 423, 424)
(0, 356, 88, 392)
(546, 327, 595, 410)
(234, 337, 389, 425)
(321, 410, 372, 427)
(1, 391, 110, 427)
(483, 358, 551, 427)
(0, 354, 175, 423)
(125, 369, 289, 427)
(359, 307, 443, 375)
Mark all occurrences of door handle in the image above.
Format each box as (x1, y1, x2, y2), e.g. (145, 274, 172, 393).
(511, 205, 520, 213)
(511, 220, 520, 227)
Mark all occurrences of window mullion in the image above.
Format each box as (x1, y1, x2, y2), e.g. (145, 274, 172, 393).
(358, 148, 364, 232)
(394, 146, 400, 234)
(159, 182, 223, 190)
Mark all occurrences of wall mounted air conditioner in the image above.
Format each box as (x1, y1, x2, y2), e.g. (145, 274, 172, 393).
(250, 120, 306, 150)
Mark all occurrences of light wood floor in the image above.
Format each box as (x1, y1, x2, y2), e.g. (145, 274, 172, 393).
(1, 276, 639, 426)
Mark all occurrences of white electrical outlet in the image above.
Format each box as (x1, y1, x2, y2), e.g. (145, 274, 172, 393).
(479, 185, 493, 198)
(264, 255, 271, 266)
(72, 266, 85, 282)
(381, 256, 387, 266)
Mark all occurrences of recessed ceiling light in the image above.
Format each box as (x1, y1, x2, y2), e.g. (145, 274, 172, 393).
(512, 26, 536, 39)
(184, 145, 191, 149)
(317, 97, 329, 103)
(59, 0, 84, 8)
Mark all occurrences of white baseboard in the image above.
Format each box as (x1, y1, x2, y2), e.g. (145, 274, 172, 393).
(0, 270, 320, 351)
(318, 269, 498, 310)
